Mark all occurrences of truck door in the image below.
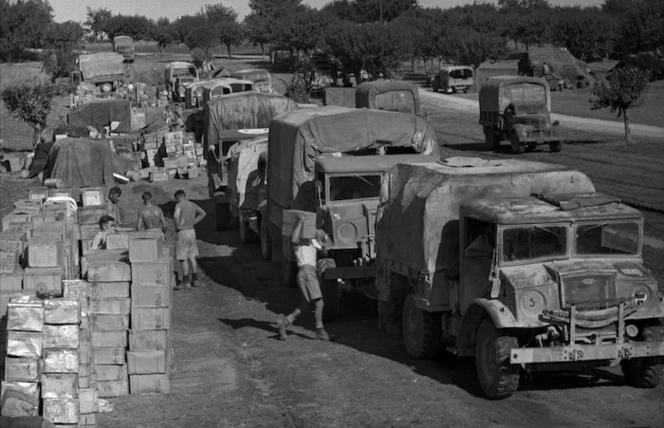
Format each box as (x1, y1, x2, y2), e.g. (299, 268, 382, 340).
(460, 218, 496, 312)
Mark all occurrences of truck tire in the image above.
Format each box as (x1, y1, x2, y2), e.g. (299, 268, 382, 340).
(259, 217, 271, 260)
(621, 325, 664, 388)
(215, 202, 233, 231)
(484, 127, 500, 150)
(475, 317, 520, 399)
(239, 220, 254, 244)
(549, 141, 563, 153)
(317, 258, 340, 322)
(510, 133, 524, 154)
(401, 294, 443, 359)
(432, 79, 439, 93)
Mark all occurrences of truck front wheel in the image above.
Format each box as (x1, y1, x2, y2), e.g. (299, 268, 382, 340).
(549, 141, 563, 153)
(484, 127, 500, 150)
(402, 294, 443, 359)
(317, 258, 340, 322)
(475, 317, 520, 399)
(432, 79, 439, 93)
(259, 217, 271, 260)
(239, 220, 255, 244)
(621, 325, 664, 388)
(510, 133, 524, 154)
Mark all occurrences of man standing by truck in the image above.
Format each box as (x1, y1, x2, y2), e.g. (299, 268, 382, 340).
(278, 214, 333, 342)
(174, 190, 206, 289)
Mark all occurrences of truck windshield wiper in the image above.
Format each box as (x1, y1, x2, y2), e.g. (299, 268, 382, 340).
(354, 175, 374, 187)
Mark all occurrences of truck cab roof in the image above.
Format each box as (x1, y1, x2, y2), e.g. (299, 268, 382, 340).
(315, 155, 434, 175)
(462, 193, 642, 225)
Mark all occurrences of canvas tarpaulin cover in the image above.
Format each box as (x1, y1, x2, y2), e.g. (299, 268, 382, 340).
(519, 46, 591, 84)
(67, 99, 132, 135)
(205, 92, 297, 150)
(355, 81, 420, 114)
(78, 53, 125, 81)
(267, 106, 439, 216)
(227, 136, 268, 212)
(375, 159, 595, 281)
(478, 76, 551, 114)
(323, 87, 356, 107)
(44, 138, 133, 188)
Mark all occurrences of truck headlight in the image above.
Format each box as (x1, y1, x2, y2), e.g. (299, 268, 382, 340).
(632, 285, 650, 306)
(520, 289, 546, 316)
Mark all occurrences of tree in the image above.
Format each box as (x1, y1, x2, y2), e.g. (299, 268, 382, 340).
(243, 13, 271, 56)
(2, 79, 54, 147)
(102, 14, 154, 41)
(248, 0, 303, 16)
(185, 27, 218, 63)
(204, 4, 243, 58)
(353, 0, 418, 23)
(85, 7, 112, 41)
(589, 67, 650, 144)
(438, 27, 505, 71)
(41, 21, 85, 81)
(0, 0, 53, 62)
(551, 8, 618, 62)
(152, 17, 175, 54)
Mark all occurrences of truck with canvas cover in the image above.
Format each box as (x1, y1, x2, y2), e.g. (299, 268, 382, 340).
(432, 66, 474, 93)
(264, 106, 439, 320)
(204, 92, 298, 231)
(70, 53, 126, 93)
(164, 62, 199, 101)
(230, 69, 273, 93)
(202, 78, 254, 105)
(376, 157, 664, 399)
(112, 36, 135, 62)
(355, 81, 421, 115)
(479, 76, 561, 154)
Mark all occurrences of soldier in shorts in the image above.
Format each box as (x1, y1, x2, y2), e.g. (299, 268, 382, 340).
(173, 190, 206, 289)
(278, 213, 333, 342)
(136, 191, 166, 236)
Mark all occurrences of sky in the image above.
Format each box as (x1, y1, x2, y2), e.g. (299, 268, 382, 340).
(50, 0, 606, 23)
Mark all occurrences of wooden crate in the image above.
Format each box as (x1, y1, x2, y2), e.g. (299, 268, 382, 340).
(106, 232, 129, 250)
(89, 298, 131, 315)
(129, 373, 170, 394)
(4, 357, 40, 381)
(129, 235, 163, 263)
(43, 349, 79, 374)
(41, 373, 78, 399)
(91, 330, 127, 348)
(93, 347, 126, 365)
(90, 314, 129, 331)
(80, 187, 105, 207)
(131, 260, 172, 286)
(131, 283, 170, 308)
(43, 398, 79, 424)
(43, 325, 79, 349)
(95, 363, 127, 381)
(127, 351, 167, 374)
(23, 267, 63, 295)
(96, 380, 128, 398)
(86, 260, 131, 282)
(90, 281, 130, 298)
(131, 307, 171, 330)
(43, 298, 81, 325)
(77, 205, 106, 225)
(128, 329, 168, 351)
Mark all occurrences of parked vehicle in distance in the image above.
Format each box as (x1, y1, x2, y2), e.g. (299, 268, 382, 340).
(70, 53, 127, 93)
(271, 49, 296, 72)
(164, 62, 199, 102)
(230, 69, 273, 93)
(376, 157, 664, 399)
(112, 36, 135, 62)
(355, 81, 421, 115)
(479, 76, 561, 154)
(202, 78, 254, 106)
(432, 66, 474, 93)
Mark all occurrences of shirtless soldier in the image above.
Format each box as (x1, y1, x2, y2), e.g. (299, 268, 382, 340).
(136, 192, 167, 234)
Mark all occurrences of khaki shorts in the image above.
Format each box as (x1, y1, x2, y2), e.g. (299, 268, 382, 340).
(297, 265, 322, 303)
(176, 229, 198, 260)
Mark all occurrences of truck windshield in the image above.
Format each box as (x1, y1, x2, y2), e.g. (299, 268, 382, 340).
(506, 83, 546, 114)
(375, 91, 415, 113)
(174, 68, 196, 77)
(502, 225, 567, 262)
(329, 174, 381, 201)
(575, 221, 640, 256)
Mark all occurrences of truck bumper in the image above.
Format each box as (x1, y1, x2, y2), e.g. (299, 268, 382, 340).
(511, 341, 664, 364)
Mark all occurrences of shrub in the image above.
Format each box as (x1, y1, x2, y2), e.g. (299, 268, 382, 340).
(1, 79, 55, 148)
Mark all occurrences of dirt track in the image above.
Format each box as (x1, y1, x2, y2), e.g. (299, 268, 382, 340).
(96, 93, 664, 427)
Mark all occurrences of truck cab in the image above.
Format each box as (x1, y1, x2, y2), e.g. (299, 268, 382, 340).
(479, 76, 561, 154)
(456, 193, 664, 398)
(164, 62, 199, 102)
(432, 66, 474, 94)
(112, 36, 135, 62)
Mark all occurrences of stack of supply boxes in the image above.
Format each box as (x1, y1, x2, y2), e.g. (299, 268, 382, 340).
(141, 131, 202, 182)
(127, 234, 172, 394)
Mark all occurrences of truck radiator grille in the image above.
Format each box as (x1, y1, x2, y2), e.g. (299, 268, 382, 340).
(561, 274, 617, 310)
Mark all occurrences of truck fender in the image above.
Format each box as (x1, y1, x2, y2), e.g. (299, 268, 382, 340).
(511, 123, 530, 137)
(456, 299, 518, 357)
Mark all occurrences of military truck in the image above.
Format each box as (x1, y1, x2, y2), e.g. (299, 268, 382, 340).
(479, 76, 562, 154)
(262, 106, 439, 319)
(70, 53, 127, 93)
(355, 81, 421, 115)
(204, 92, 298, 231)
(376, 157, 664, 399)
(112, 36, 135, 62)
(431, 66, 474, 93)
(230, 69, 273, 93)
(164, 62, 199, 101)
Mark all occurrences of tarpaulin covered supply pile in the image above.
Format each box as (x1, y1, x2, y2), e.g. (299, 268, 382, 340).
(78, 53, 126, 82)
(67, 100, 132, 136)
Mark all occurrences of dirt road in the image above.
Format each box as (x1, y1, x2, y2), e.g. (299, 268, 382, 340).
(97, 91, 664, 428)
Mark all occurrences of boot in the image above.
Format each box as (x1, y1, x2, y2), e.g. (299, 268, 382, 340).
(191, 272, 200, 287)
(176, 274, 191, 290)
(315, 328, 335, 342)
(278, 316, 290, 341)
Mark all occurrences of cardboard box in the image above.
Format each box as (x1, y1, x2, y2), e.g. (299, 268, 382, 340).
(23, 267, 63, 295)
(95, 364, 127, 381)
(7, 300, 44, 332)
(93, 347, 126, 365)
(90, 297, 131, 315)
(43, 398, 79, 424)
(91, 330, 127, 348)
(43, 349, 79, 374)
(4, 357, 39, 381)
(128, 329, 168, 351)
(129, 236, 163, 262)
(106, 232, 129, 250)
(0, 249, 20, 274)
(44, 298, 81, 325)
(78, 388, 97, 414)
(0, 290, 29, 323)
(131, 283, 170, 308)
(78, 224, 99, 241)
(77, 205, 106, 225)
(129, 373, 170, 394)
(127, 351, 167, 374)
(80, 188, 105, 207)
(62, 280, 90, 300)
(281, 210, 316, 238)
(0, 381, 40, 417)
(80, 411, 97, 425)
(86, 260, 131, 282)
(25, 239, 62, 268)
(131, 307, 171, 330)
(91, 314, 129, 331)
(6, 331, 43, 358)
(131, 260, 172, 286)
(28, 188, 49, 201)
(2, 213, 32, 231)
(0, 273, 23, 292)
(150, 171, 168, 182)
(41, 373, 78, 399)
(96, 380, 128, 397)
(90, 281, 130, 298)
(43, 325, 79, 349)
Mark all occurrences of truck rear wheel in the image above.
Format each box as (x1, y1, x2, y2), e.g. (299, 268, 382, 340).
(475, 317, 520, 399)
(432, 79, 439, 93)
(621, 325, 664, 388)
(239, 220, 255, 244)
(510, 134, 524, 154)
(317, 258, 340, 322)
(259, 217, 271, 260)
(484, 127, 500, 150)
(402, 294, 443, 359)
(549, 141, 563, 153)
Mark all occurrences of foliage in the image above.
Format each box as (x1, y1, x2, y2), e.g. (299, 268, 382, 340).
(438, 27, 505, 69)
(550, 8, 618, 62)
(102, 14, 154, 41)
(1, 79, 54, 147)
(152, 17, 175, 53)
(284, 73, 310, 103)
(204, 4, 244, 58)
(243, 13, 271, 55)
(85, 7, 112, 41)
(589, 66, 651, 144)
(0, 0, 53, 62)
(185, 27, 218, 61)
(322, 0, 417, 23)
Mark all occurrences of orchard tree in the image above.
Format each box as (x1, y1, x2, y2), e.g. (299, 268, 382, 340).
(185, 27, 218, 63)
(41, 21, 85, 80)
(439, 27, 506, 72)
(85, 7, 112, 41)
(2, 79, 54, 147)
(152, 17, 175, 54)
(0, 0, 53, 61)
(243, 13, 271, 56)
(551, 8, 618, 62)
(589, 66, 651, 145)
(204, 4, 243, 58)
(353, 0, 418, 23)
